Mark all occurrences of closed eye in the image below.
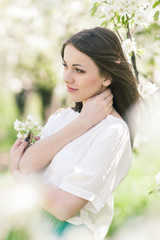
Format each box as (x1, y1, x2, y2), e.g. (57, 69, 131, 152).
(75, 68, 85, 73)
(62, 63, 85, 73)
(62, 63, 67, 68)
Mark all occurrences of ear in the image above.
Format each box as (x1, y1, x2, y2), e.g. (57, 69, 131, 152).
(102, 78, 111, 87)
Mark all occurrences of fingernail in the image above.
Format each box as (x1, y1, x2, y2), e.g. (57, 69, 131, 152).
(25, 136, 30, 142)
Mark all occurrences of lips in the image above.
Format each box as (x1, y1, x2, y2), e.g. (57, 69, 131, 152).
(67, 86, 78, 92)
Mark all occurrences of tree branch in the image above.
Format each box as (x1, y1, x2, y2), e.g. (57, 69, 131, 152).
(126, 17, 139, 82)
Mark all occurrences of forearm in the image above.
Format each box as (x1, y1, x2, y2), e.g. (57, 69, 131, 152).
(11, 169, 87, 221)
(19, 115, 91, 174)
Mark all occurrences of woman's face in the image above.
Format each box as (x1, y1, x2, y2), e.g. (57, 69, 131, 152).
(62, 44, 108, 102)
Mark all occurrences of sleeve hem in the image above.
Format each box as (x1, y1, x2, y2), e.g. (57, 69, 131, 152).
(59, 181, 109, 213)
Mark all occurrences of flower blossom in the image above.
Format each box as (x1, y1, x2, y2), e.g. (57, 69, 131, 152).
(14, 115, 43, 143)
(27, 115, 33, 121)
(14, 119, 22, 131)
(98, 0, 150, 26)
(122, 38, 137, 59)
(138, 82, 159, 99)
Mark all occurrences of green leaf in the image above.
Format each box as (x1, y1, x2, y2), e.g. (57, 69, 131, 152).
(153, 10, 160, 21)
(117, 15, 120, 22)
(91, 2, 99, 16)
(100, 21, 107, 28)
(114, 25, 121, 30)
(99, 14, 105, 19)
(122, 15, 125, 25)
(152, 1, 160, 8)
(32, 137, 36, 144)
(148, 190, 154, 194)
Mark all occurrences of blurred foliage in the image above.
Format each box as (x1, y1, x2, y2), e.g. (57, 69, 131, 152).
(5, 228, 29, 240)
(15, 52, 57, 119)
(0, 86, 18, 151)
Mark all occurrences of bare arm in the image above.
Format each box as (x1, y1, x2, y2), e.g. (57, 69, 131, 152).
(11, 169, 88, 221)
(19, 89, 113, 174)
(40, 182, 88, 221)
(19, 115, 91, 174)
(10, 140, 89, 221)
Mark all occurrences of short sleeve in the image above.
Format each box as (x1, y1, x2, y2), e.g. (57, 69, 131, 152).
(41, 108, 74, 139)
(59, 123, 132, 213)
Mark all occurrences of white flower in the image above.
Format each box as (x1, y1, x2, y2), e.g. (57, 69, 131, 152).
(24, 133, 28, 139)
(37, 125, 42, 131)
(156, 172, 160, 186)
(21, 122, 26, 131)
(14, 119, 22, 131)
(14, 115, 43, 143)
(17, 132, 23, 138)
(134, 10, 147, 26)
(25, 121, 30, 126)
(102, 4, 116, 21)
(138, 82, 159, 99)
(122, 38, 137, 58)
(118, 4, 127, 16)
(34, 122, 39, 127)
(139, 0, 149, 9)
(27, 115, 33, 121)
(24, 129, 29, 134)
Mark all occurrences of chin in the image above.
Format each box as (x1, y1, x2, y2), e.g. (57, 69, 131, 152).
(68, 94, 83, 103)
(69, 97, 83, 102)
(68, 92, 95, 103)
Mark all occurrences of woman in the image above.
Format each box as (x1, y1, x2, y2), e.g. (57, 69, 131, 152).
(10, 27, 140, 240)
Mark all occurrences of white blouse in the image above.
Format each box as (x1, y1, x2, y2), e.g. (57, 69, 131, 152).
(41, 108, 132, 240)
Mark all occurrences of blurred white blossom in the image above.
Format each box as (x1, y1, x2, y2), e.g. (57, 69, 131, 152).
(97, 0, 158, 27)
(138, 82, 159, 99)
(27, 115, 33, 121)
(14, 119, 22, 131)
(101, 4, 116, 21)
(134, 10, 148, 26)
(122, 38, 137, 59)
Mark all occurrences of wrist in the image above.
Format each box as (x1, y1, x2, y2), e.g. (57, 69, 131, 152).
(76, 115, 91, 131)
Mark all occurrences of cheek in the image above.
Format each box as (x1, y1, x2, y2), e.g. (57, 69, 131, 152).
(84, 76, 103, 89)
(79, 77, 103, 97)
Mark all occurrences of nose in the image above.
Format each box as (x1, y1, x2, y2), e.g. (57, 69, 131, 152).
(63, 69, 74, 84)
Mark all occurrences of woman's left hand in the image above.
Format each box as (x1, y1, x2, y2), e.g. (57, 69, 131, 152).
(10, 138, 30, 172)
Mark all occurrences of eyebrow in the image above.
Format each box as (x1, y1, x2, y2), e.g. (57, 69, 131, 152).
(63, 59, 86, 68)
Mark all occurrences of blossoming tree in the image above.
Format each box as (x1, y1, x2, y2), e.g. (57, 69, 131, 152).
(91, 0, 160, 94)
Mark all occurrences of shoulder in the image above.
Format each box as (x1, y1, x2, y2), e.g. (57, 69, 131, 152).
(42, 108, 73, 136)
(92, 115, 131, 148)
(47, 107, 74, 122)
(100, 115, 129, 136)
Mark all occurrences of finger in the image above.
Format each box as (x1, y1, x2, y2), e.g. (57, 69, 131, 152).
(105, 98, 113, 109)
(35, 136, 40, 141)
(11, 138, 23, 151)
(104, 93, 113, 102)
(104, 97, 113, 111)
(105, 105, 113, 115)
(18, 140, 30, 154)
(99, 89, 112, 99)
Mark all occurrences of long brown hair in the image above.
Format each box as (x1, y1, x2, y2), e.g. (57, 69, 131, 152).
(61, 27, 140, 145)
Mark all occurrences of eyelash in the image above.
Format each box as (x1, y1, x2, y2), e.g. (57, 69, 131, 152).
(62, 63, 85, 73)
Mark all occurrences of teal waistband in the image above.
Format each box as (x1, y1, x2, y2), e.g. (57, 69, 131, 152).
(41, 209, 72, 237)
